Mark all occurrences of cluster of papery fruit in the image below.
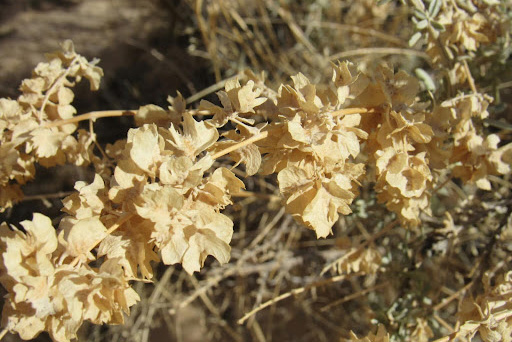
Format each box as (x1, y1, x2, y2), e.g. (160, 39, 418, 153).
(0, 41, 102, 211)
(0, 39, 511, 341)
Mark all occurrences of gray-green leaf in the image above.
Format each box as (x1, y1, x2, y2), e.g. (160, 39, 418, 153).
(409, 32, 423, 46)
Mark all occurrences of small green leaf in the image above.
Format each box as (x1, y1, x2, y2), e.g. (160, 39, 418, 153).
(414, 9, 427, 19)
(416, 19, 429, 30)
(409, 32, 423, 46)
(415, 68, 436, 91)
(428, 0, 442, 18)
(431, 20, 446, 31)
(411, 0, 426, 11)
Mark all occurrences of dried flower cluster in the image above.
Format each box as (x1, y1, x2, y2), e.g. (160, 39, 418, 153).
(0, 214, 138, 341)
(0, 0, 511, 339)
(258, 64, 367, 237)
(456, 271, 512, 341)
(0, 41, 102, 211)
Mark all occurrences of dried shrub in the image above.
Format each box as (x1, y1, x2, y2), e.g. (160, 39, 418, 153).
(0, 0, 511, 341)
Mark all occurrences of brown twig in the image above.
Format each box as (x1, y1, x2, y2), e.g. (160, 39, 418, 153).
(21, 191, 74, 202)
(462, 59, 477, 93)
(169, 216, 292, 314)
(195, 0, 221, 82)
(321, 220, 398, 276)
(243, 18, 407, 47)
(186, 73, 241, 104)
(237, 272, 363, 325)
(433, 281, 473, 312)
(329, 47, 430, 62)
(319, 282, 389, 312)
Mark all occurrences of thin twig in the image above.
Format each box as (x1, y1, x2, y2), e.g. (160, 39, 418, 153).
(433, 281, 473, 311)
(275, 6, 318, 55)
(329, 47, 430, 62)
(433, 313, 455, 333)
(124, 38, 197, 95)
(43, 110, 136, 128)
(186, 73, 241, 104)
(232, 191, 280, 201)
(243, 18, 407, 47)
(134, 267, 174, 342)
(0, 328, 8, 340)
(248, 207, 286, 249)
(331, 107, 375, 116)
(462, 59, 477, 93)
(188, 275, 243, 342)
(169, 217, 292, 314)
(89, 118, 109, 161)
(497, 80, 512, 90)
(21, 191, 74, 202)
(487, 175, 512, 189)
(321, 220, 398, 276)
(221, 4, 263, 72)
(195, 0, 221, 82)
(212, 131, 269, 159)
(39, 56, 79, 123)
(237, 272, 362, 325)
(319, 282, 388, 312)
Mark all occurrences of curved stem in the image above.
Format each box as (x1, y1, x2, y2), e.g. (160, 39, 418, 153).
(43, 110, 136, 128)
(39, 57, 79, 124)
(212, 131, 269, 159)
(331, 107, 375, 116)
